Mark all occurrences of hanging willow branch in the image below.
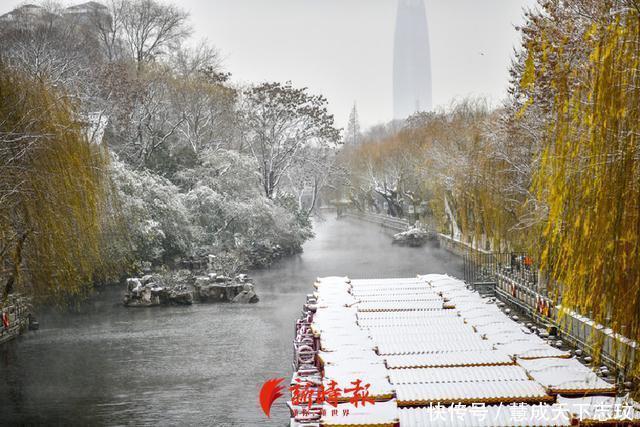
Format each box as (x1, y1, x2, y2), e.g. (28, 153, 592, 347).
(528, 1, 640, 376)
(0, 63, 124, 304)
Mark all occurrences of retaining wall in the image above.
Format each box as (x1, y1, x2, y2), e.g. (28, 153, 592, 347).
(0, 294, 31, 345)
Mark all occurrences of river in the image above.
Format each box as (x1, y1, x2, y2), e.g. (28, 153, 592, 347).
(0, 216, 463, 426)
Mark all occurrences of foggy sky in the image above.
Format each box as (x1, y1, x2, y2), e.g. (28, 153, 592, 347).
(1, 0, 538, 129)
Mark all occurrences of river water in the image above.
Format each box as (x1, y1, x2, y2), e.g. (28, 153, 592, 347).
(0, 216, 463, 426)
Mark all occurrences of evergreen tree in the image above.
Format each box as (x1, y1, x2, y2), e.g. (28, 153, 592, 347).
(344, 102, 361, 145)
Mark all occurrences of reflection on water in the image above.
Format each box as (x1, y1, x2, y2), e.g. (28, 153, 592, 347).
(0, 216, 463, 426)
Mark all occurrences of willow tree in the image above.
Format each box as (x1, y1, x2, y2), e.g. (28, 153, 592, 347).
(403, 101, 523, 250)
(522, 0, 640, 374)
(0, 65, 119, 304)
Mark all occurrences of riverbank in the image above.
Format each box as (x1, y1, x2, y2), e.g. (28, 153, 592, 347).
(0, 295, 31, 345)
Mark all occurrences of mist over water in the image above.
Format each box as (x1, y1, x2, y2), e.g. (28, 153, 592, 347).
(0, 216, 463, 426)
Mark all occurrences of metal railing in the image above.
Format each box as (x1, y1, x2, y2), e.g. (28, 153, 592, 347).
(342, 210, 410, 232)
(463, 250, 637, 378)
(464, 252, 538, 289)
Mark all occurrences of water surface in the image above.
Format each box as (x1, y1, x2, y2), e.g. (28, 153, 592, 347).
(0, 216, 463, 426)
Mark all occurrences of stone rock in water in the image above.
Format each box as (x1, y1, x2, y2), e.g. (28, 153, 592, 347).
(168, 288, 193, 305)
(232, 290, 259, 304)
(125, 273, 260, 306)
(126, 278, 142, 291)
(123, 284, 160, 307)
(193, 283, 228, 302)
(392, 227, 431, 247)
(124, 276, 193, 307)
(140, 275, 155, 285)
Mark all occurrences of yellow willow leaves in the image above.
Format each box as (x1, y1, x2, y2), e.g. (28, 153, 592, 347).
(532, 8, 640, 376)
(0, 65, 124, 305)
(521, 50, 536, 90)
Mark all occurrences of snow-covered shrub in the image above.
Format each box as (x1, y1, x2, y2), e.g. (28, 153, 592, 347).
(108, 148, 313, 272)
(110, 156, 192, 265)
(181, 149, 313, 269)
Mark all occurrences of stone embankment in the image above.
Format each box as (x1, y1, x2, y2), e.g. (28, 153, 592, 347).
(0, 294, 35, 345)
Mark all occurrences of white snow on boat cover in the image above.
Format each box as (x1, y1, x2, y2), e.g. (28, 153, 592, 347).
(395, 381, 553, 405)
(384, 350, 514, 368)
(318, 349, 384, 366)
(376, 336, 494, 355)
(366, 324, 477, 337)
(517, 357, 617, 394)
(357, 311, 460, 325)
(361, 319, 469, 329)
(308, 274, 638, 425)
(356, 295, 445, 303)
(399, 404, 571, 426)
(389, 365, 529, 385)
(350, 289, 439, 297)
(350, 277, 424, 286)
(497, 341, 571, 359)
(323, 363, 394, 398)
(357, 300, 447, 311)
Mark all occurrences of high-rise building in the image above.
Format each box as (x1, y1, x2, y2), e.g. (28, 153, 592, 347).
(393, 0, 433, 120)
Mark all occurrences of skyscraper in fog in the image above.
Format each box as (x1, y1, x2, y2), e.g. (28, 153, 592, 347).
(393, 0, 432, 119)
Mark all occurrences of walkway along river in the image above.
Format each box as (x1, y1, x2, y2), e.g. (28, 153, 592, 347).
(0, 215, 463, 426)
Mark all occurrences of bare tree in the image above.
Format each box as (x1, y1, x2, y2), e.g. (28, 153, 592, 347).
(240, 81, 341, 199)
(89, 0, 126, 62)
(119, 0, 192, 71)
(0, 3, 102, 99)
(168, 43, 236, 154)
(284, 145, 338, 216)
(169, 40, 220, 78)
